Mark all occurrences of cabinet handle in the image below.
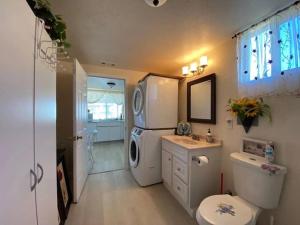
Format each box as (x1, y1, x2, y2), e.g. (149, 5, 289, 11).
(37, 163, 44, 184)
(30, 169, 37, 192)
(76, 136, 83, 140)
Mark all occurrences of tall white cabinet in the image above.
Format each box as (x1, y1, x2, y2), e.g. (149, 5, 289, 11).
(0, 1, 57, 225)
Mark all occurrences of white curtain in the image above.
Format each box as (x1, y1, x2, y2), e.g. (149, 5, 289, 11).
(237, 4, 300, 97)
(87, 90, 124, 105)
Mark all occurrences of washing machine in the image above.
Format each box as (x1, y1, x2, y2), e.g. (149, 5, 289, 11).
(132, 75, 179, 129)
(129, 127, 174, 186)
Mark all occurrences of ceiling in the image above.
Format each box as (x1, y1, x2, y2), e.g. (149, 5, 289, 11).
(51, 0, 294, 74)
(87, 76, 125, 91)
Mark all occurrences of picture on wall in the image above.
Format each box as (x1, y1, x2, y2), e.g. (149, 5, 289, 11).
(57, 156, 72, 221)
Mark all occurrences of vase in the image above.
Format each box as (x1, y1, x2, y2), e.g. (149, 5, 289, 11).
(238, 116, 256, 133)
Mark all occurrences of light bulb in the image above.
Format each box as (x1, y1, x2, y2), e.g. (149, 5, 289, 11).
(182, 66, 189, 76)
(200, 56, 208, 67)
(190, 62, 198, 73)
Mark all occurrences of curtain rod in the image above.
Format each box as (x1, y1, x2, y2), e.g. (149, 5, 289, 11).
(232, 0, 300, 39)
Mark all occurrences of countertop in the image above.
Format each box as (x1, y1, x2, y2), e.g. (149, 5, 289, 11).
(162, 135, 222, 150)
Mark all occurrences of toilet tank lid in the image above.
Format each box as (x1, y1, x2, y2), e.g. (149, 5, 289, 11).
(230, 152, 287, 175)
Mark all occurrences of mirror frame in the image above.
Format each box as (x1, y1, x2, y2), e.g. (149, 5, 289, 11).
(187, 73, 216, 124)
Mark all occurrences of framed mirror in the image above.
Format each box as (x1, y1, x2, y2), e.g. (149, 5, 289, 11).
(187, 74, 216, 124)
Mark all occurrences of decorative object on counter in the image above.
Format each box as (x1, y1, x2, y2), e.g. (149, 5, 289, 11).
(26, 0, 71, 49)
(227, 97, 271, 133)
(265, 141, 275, 163)
(176, 121, 192, 136)
(206, 128, 213, 143)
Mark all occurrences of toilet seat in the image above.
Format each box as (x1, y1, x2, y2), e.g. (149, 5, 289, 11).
(196, 195, 253, 225)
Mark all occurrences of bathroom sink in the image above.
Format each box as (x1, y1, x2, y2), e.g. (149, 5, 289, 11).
(163, 135, 222, 150)
(174, 137, 199, 145)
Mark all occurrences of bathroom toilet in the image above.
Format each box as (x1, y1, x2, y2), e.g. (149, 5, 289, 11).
(196, 195, 260, 225)
(196, 147, 287, 225)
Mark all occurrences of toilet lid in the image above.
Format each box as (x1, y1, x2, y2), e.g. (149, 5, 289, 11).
(198, 195, 252, 225)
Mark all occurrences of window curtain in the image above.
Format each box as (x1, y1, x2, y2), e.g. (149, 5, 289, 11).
(87, 90, 124, 105)
(237, 4, 300, 97)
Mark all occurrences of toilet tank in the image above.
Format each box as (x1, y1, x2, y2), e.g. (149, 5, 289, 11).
(230, 152, 287, 209)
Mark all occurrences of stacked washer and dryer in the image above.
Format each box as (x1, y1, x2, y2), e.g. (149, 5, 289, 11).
(129, 74, 179, 186)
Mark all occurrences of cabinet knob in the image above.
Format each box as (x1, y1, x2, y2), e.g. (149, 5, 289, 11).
(177, 168, 181, 171)
(168, 158, 171, 161)
(177, 186, 181, 191)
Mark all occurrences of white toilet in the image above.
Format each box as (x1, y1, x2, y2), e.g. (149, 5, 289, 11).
(196, 143, 287, 225)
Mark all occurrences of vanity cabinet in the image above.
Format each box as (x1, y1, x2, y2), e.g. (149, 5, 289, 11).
(162, 135, 222, 217)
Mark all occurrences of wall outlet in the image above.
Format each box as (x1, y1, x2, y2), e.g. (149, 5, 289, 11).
(226, 118, 233, 129)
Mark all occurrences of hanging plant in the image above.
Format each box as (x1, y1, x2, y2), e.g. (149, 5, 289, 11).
(26, 0, 71, 49)
(227, 97, 271, 133)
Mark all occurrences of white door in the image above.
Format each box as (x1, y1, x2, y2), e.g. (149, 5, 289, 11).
(34, 20, 58, 225)
(0, 1, 37, 225)
(73, 59, 89, 202)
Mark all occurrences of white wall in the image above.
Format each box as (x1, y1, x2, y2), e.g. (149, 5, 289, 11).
(178, 39, 300, 225)
(82, 64, 148, 169)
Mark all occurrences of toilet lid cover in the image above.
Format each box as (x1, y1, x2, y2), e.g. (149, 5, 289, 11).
(198, 195, 252, 225)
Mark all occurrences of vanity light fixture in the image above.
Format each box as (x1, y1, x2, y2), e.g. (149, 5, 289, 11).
(182, 55, 208, 77)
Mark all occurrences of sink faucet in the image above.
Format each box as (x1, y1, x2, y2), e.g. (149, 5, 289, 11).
(191, 134, 201, 141)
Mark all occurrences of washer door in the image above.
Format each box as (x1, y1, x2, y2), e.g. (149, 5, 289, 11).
(132, 84, 144, 116)
(129, 136, 139, 168)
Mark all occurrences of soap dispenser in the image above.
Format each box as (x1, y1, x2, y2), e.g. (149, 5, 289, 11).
(206, 128, 213, 143)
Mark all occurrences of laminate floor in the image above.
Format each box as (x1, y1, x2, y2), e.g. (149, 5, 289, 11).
(66, 170, 198, 225)
(90, 141, 125, 174)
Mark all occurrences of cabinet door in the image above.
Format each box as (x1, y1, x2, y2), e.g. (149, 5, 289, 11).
(34, 22, 58, 225)
(0, 1, 37, 225)
(162, 150, 172, 187)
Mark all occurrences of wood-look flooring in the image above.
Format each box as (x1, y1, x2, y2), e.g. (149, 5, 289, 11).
(66, 170, 198, 225)
(90, 141, 125, 174)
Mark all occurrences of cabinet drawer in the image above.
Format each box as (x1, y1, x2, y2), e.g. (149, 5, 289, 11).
(162, 140, 188, 162)
(173, 156, 188, 184)
(173, 174, 188, 204)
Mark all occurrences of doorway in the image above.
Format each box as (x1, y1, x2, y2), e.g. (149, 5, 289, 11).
(87, 76, 126, 174)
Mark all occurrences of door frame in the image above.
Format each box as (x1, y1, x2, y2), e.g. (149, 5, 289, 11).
(87, 75, 129, 170)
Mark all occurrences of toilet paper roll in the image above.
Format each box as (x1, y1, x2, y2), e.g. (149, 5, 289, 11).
(193, 156, 209, 167)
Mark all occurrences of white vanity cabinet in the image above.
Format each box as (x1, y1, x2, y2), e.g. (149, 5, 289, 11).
(162, 135, 222, 217)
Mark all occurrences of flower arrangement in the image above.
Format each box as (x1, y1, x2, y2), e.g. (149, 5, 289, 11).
(227, 97, 271, 133)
